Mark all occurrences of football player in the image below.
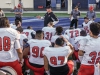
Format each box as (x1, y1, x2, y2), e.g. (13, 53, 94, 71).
(82, 17, 93, 34)
(42, 22, 56, 41)
(51, 26, 69, 47)
(11, 20, 21, 29)
(74, 30, 87, 61)
(64, 28, 81, 46)
(23, 26, 36, 40)
(23, 30, 51, 75)
(43, 37, 74, 75)
(78, 22, 100, 75)
(0, 17, 23, 75)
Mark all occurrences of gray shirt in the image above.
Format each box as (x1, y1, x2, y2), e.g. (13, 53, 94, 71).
(15, 8, 22, 17)
(71, 9, 80, 19)
(86, 11, 96, 20)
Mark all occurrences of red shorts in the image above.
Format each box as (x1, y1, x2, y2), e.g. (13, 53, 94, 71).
(25, 59, 44, 75)
(0, 60, 23, 75)
(78, 64, 94, 75)
(67, 60, 74, 75)
(73, 50, 79, 60)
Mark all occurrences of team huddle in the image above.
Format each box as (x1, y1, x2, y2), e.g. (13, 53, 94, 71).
(0, 16, 100, 75)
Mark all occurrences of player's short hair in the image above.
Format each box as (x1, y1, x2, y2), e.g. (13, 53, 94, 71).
(36, 30, 43, 38)
(75, 6, 78, 9)
(48, 22, 53, 26)
(0, 8, 1, 11)
(55, 38, 64, 46)
(27, 26, 32, 29)
(98, 22, 100, 24)
(56, 26, 63, 35)
(15, 20, 20, 26)
(90, 22, 100, 36)
(16, 27, 23, 33)
(80, 30, 87, 36)
(0, 17, 10, 28)
(84, 17, 89, 20)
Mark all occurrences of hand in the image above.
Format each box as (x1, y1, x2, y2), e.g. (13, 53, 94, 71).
(19, 60, 23, 67)
(45, 71, 50, 75)
(36, 15, 41, 19)
(70, 16, 74, 21)
(77, 16, 79, 19)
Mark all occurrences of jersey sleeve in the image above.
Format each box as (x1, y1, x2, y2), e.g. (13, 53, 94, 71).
(42, 27, 45, 31)
(51, 36, 55, 43)
(47, 40, 51, 46)
(43, 47, 48, 56)
(71, 10, 73, 15)
(15, 31, 20, 40)
(64, 30, 68, 35)
(78, 38, 88, 51)
(51, 13, 58, 21)
(14, 40, 21, 49)
(14, 30, 21, 49)
(27, 39, 32, 44)
(74, 37, 79, 44)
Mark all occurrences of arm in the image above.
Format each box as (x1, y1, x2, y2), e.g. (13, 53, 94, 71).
(44, 55, 49, 71)
(18, 9, 23, 15)
(62, 36, 74, 55)
(70, 10, 73, 17)
(15, 9, 22, 15)
(86, 12, 88, 17)
(44, 55, 50, 75)
(93, 12, 96, 20)
(69, 11, 73, 20)
(15, 40, 23, 62)
(1, 10, 5, 17)
(23, 46, 30, 58)
(14, 9, 19, 15)
(37, 14, 44, 19)
(78, 50, 85, 56)
(16, 48, 23, 62)
(51, 13, 59, 25)
(78, 11, 81, 16)
(78, 39, 87, 56)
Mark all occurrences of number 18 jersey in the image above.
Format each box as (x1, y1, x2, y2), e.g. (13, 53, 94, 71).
(0, 28, 20, 62)
(28, 39, 51, 65)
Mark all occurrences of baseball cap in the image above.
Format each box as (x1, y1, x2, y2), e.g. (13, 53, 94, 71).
(18, 4, 21, 7)
(46, 6, 52, 9)
(89, 6, 94, 10)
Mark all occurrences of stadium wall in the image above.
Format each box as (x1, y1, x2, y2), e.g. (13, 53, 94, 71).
(0, 0, 98, 10)
(0, 0, 33, 9)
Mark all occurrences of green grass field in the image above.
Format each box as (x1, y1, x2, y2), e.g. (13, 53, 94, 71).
(5, 13, 100, 17)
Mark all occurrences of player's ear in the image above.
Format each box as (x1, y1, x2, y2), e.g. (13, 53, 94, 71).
(89, 30, 92, 36)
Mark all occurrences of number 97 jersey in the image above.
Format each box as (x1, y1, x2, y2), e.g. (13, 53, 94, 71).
(43, 46, 72, 67)
(64, 28, 81, 45)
